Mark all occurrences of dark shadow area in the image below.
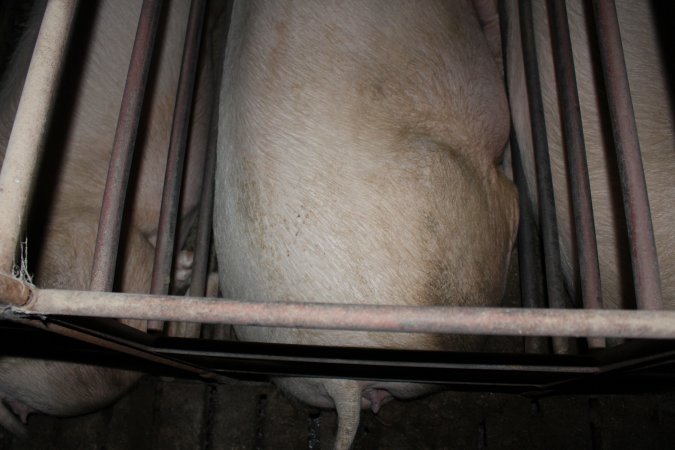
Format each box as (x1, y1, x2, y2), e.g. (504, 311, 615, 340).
(0, 0, 35, 77)
(651, 0, 675, 119)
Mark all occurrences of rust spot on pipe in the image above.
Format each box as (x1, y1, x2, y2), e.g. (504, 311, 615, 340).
(0, 273, 32, 306)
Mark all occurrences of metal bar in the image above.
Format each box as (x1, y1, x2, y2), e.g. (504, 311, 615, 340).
(6, 317, 224, 382)
(89, 0, 163, 292)
(547, 0, 605, 349)
(6, 287, 675, 339)
(519, 0, 569, 353)
(0, 273, 31, 306)
(165, 93, 217, 338)
(4, 322, 675, 394)
(0, 0, 79, 272)
(512, 140, 549, 353)
(150, 0, 207, 295)
(150, 0, 208, 332)
(498, 0, 548, 354)
(189, 127, 215, 302)
(591, 0, 663, 310)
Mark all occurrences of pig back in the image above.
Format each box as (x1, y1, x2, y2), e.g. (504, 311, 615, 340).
(215, 1, 518, 364)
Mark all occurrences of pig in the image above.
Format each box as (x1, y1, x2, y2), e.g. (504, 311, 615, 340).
(213, 0, 519, 448)
(504, 0, 674, 311)
(0, 0, 212, 435)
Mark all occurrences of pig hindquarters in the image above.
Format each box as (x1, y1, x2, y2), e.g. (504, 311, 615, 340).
(0, 0, 210, 434)
(214, 0, 518, 448)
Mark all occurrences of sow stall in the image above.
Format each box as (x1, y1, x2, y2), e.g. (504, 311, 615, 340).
(0, 0, 673, 447)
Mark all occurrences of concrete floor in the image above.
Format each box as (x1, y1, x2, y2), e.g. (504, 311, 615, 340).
(1, 376, 674, 449)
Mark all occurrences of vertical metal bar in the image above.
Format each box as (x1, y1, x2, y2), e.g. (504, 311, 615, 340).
(498, 0, 548, 354)
(149, 0, 208, 330)
(519, 0, 570, 354)
(189, 143, 215, 300)
(547, 0, 605, 348)
(89, 0, 163, 292)
(166, 64, 217, 339)
(0, 0, 79, 273)
(591, 0, 663, 310)
(512, 139, 549, 354)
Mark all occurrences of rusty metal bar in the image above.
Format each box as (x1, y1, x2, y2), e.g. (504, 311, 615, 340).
(149, 0, 207, 332)
(0, 0, 79, 273)
(6, 317, 224, 382)
(189, 134, 215, 302)
(513, 158, 548, 353)
(0, 273, 31, 306)
(547, 0, 605, 349)
(165, 96, 217, 338)
(591, 0, 663, 310)
(498, 0, 547, 354)
(4, 287, 674, 339)
(89, 0, 163, 292)
(519, 0, 569, 353)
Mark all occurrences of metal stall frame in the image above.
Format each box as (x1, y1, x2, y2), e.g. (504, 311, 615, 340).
(0, 0, 673, 394)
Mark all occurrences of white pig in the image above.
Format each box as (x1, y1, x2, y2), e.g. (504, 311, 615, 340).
(0, 0, 212, 435)
(214, 0, 519, 448)
(504, 0, 674, 311)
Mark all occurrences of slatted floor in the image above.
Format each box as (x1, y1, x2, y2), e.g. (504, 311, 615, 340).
(1, 376, 674, 449)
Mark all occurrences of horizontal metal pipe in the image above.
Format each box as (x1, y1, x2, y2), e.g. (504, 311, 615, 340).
(591, 0, 663, 310)
(0, 0, 79, 272)
(9, 288, 675, 339)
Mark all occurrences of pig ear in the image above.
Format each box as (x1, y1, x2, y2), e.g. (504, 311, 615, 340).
(472, 0, 503, 72)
